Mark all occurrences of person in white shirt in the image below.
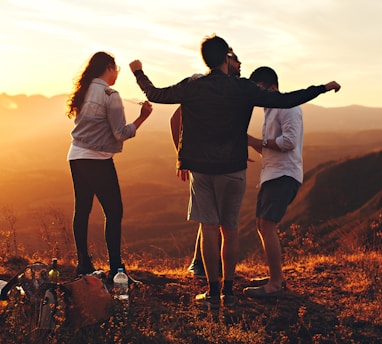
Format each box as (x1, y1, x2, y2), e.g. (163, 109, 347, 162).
(244, 66, 303, 298)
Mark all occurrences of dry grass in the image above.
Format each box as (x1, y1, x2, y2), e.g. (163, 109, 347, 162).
(0, 248, 381, 344)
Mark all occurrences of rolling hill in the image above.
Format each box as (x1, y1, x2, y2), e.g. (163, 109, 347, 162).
(280, 150, 382, 252)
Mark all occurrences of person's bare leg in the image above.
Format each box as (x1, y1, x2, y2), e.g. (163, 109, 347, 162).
(257, 217, 284, 292)
(200, 223, 220, 285)
(195, 225, 222, 261)
(193, 224, 202, 260)
(221, 226, 238, 281)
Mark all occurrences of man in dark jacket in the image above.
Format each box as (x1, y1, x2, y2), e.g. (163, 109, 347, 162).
(129, 34, 340, 308)
(170, 47, 242, 280)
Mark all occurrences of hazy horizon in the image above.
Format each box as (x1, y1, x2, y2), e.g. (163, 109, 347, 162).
(3, 91, 382, 110)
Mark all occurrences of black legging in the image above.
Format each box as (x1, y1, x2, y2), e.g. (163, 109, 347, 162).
(70, 158, 123, 269)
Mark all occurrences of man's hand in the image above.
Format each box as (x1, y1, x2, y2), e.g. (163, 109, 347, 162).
(177, 169, 189, 182)
(248, 134, 263, 154)
(325, 81, 341, 93)
(129, 60, 142, 73)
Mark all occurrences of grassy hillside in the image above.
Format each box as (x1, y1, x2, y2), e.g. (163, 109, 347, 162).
(0, 246, 381, 343)
(281, 150, 382, 252)
(0, 131, 381, 259)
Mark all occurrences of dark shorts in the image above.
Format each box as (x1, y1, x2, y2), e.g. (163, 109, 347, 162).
(256, 176, 301, 223)
(188, 169, 246, 230)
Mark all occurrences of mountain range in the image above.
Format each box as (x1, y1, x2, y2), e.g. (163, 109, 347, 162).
(0, 93, 381, 258)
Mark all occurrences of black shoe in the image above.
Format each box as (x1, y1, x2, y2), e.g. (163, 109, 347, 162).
(188, 259, 206, 278)
(221, 293, 237, 307)
(75, 256, 96, 276)
(195, 291, 220, 309)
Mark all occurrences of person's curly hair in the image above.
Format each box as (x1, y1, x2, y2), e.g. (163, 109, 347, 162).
(66, 52, 116, 118)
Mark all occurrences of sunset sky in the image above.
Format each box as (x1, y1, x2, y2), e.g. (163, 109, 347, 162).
(1, 0, 381, 108)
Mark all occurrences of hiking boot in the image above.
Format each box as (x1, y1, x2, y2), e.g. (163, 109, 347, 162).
(195, 291, 220, 309)
(221, 293, 237, 307)
(187, 259, 206, 279)
(75, 256, 96, 276)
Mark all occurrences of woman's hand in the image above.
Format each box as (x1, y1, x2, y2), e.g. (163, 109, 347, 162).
(140, 100, 153, 119)
(133, 101, 152, 129)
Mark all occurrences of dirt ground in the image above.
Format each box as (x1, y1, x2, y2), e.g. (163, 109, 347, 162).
(1, 256, 381, 343)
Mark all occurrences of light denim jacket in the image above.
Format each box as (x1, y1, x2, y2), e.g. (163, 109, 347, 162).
(71, 78, 136, 153)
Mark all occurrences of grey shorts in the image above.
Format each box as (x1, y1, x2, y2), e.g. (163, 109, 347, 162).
(187, 169, 246, 230)
(256, 176, 301, 223)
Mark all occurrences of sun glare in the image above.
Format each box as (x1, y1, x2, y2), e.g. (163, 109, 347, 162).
(0, 97, 18, 110)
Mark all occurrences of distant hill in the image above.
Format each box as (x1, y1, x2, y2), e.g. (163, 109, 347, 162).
(1, 93, 382, 135)
(280, 150, 382, 252)
(0, 93, 381, 258)
(300, 104, 382, 133)
(0, 92, 177, 137)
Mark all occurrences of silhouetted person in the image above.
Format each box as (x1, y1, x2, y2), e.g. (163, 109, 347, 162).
(170, 48, 242, 279)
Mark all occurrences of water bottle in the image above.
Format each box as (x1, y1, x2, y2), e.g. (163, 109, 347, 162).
(113, 268, 129, 300)
(48, 258, 60, 283)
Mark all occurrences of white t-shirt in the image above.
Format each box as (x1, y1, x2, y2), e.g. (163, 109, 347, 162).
(67, 144, 114, 160)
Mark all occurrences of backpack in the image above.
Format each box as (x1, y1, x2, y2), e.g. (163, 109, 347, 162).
(0, 261, 56, 332)
(0, 262, 113, 331)
(0, 261, 50, 302)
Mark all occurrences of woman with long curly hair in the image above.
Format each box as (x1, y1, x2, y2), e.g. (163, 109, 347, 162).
(67, 51, 152, 283)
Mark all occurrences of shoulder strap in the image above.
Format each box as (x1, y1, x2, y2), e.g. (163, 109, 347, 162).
(0, 270, 22, 300)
